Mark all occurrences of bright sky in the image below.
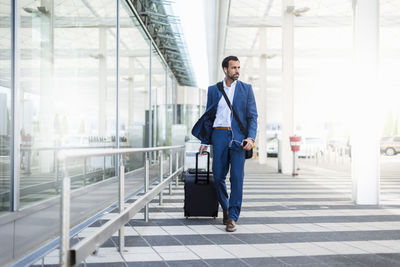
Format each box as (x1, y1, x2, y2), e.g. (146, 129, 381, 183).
(172, 0, 209, 89)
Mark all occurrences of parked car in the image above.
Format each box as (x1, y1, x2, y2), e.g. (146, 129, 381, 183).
(266, 137, 278, 157)
(380, 136, 400, 156)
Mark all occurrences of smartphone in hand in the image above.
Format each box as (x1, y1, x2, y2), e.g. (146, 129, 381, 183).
(242, 140, 247, 147)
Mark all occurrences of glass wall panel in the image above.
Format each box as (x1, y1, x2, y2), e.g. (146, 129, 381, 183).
(181, 104, 199, 138)
(119, 1, 150, 171)
(293, 3, 352, 171)
(18, 0, 117, 208)
(380, 0, 400, 204)
(151, 52, 166, 146)
(166, 72, 174, 145)
(0, 0, 11, 213)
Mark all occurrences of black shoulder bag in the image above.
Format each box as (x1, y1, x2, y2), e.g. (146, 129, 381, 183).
(217, 82, 253, 159)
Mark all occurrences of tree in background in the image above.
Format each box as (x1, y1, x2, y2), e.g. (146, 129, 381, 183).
(383, 109, 395, 136)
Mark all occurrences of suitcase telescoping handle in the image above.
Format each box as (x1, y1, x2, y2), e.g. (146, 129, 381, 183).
(195, 151, 210, 184)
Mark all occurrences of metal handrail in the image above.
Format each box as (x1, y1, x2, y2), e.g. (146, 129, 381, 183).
(58, 145, 184, 160)
(58, 145, 184, 266)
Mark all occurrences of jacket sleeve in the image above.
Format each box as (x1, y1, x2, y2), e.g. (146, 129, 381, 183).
(246, 84, 258, 140)
(205, 85, 213, 111)
(201, 86, 214, 145)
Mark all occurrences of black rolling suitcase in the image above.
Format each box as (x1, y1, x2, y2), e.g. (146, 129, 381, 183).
(184, 152, 219, 218)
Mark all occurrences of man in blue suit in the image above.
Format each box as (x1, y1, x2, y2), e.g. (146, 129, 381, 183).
(192, 56, 258, 232)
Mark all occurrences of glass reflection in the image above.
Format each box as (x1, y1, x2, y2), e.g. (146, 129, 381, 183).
(18, 0, 117, 208)
(0, 0, 11, 213)
(152, 52, 166, 147)
(119, 1, 150, 171)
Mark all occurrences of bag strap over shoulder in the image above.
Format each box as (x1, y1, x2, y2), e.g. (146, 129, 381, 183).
(216, 82, 248, 137)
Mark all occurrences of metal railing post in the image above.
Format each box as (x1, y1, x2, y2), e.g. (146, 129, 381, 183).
(144, 152, 149, 222)
(83, 157, 87, 186)
(55, 152, 59, 194)
(103, 155, 106, 180)
(169, 153, 173, 195)
(60, 160, 70, 267)
(159, 152, 163, 205)
(118, 154, 125, 252)
(175, 151, 179, 187)
(56, 145, 184, 266)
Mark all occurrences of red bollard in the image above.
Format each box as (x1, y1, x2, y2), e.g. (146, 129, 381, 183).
(290, 136, 302, 176)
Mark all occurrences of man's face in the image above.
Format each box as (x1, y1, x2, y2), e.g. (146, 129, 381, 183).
(224, 60, 240, 81)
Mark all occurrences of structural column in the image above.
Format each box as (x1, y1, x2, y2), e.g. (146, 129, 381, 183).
(351, 0, 380, 204)
(99, 27, 107, 137)
(165, 68, 168, 145)
(281, 0, 295, 174)
(128, 57, 135, 127)
(173, 79, 177, 124)
(39, 0, 54, 173)
(145, 73, 151, 148)
(148, 41, 153, 149)
(154, 87, 158, 146)
(258, 28, 268, 164)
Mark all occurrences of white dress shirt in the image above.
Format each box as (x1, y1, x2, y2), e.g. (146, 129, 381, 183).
(213, 79, 237, 128)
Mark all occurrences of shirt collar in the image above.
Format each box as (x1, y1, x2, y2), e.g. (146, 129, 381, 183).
(223, 78, 237, 89)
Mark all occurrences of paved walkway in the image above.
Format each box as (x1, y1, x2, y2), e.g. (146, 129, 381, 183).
(35, 159, 400, 266)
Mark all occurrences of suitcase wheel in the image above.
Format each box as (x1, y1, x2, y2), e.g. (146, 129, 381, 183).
(185, 216, 188, 219)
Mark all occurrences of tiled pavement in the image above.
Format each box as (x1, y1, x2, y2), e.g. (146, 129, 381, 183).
(34, 159, 400, 266)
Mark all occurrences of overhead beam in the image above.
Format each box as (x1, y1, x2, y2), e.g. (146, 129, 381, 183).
(9, 68, 167, 77)
(0, 49, 150, 60)
(225, 48, 355, 58)
(228, 16, 400, 28)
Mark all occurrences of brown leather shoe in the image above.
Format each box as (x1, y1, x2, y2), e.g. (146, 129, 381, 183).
(223, 210, 229, 225)
(226, 218, 236, 232)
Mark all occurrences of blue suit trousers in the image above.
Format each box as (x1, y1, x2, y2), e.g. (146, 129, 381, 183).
(211, 129, 246, 221)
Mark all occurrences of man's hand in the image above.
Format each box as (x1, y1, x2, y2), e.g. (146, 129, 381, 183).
(199, 145, 208, 155)
(243, 138, 254, 151)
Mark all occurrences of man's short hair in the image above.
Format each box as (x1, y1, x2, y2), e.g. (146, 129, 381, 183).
(222, 56, 239, 69)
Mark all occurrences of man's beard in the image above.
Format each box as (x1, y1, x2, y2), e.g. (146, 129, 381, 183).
(228, 73, 239, 80)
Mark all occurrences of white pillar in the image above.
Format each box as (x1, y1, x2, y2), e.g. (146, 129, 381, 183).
(128, 57, 135, 126)
(165, 69, 168, 145)
(39, 0, 54, 173)
(99, 27, 107, 137)
(145, 73, 151, 147)
(351, 0, 380, 204)
(173, 79, 177, 124)
(258, 28, 268, 164)
(154, 87, 158, 146)
(281, 0, 295, 174)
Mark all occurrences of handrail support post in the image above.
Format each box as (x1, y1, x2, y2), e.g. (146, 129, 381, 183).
(159, 152, 164, 205)
(144, 152, 149, 222)
(175, 151, 179, 187)
(118, 154, 125, 252)
(169, 153, 173, 195)
(60, 160, 71, 267)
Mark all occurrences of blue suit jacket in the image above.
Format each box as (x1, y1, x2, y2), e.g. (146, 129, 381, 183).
(192, 80, 258, 145)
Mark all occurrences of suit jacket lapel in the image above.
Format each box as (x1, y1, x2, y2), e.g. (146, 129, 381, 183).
(216, 85, 222, 102)
(214, 82, 223, 109)
(232, 80, 242, 111)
